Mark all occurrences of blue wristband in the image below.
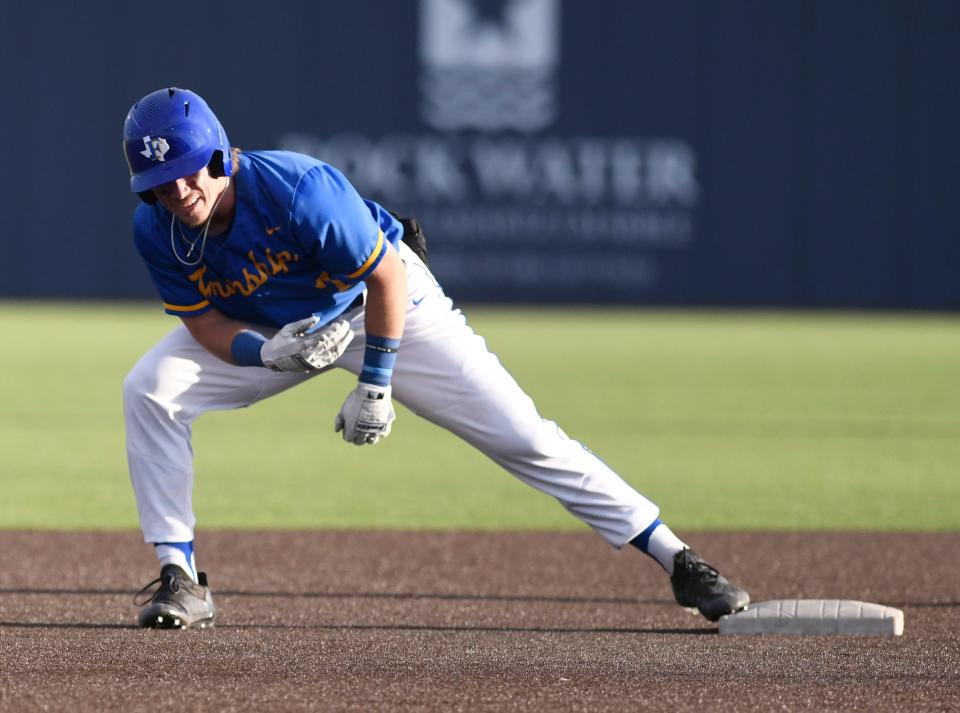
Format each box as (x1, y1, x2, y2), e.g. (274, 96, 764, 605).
(360, 334, 401, 386)
(230, 330, 267, 367)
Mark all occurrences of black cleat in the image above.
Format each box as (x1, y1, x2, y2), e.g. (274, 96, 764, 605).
(670, 548, 750, 622)
(135, 565, 216, 630)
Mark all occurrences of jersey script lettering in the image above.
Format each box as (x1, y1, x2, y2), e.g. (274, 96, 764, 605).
(188, 248, 300, 299)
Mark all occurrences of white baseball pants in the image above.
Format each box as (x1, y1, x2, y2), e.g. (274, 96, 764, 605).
(124, 243, 660, 548)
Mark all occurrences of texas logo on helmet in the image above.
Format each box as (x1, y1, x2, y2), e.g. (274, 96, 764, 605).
(140, 136, 170, 162)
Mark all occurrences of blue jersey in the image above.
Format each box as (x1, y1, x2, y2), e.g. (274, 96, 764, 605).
(133, 151, 403, 328)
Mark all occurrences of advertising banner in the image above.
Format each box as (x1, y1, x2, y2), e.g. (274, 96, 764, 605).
(0, 0, 956, 308)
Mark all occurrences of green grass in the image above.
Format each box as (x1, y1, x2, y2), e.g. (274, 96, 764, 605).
(1, 301, 958, 531)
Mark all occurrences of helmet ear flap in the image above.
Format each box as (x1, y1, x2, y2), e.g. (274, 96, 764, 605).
(207, 150, 226, 178)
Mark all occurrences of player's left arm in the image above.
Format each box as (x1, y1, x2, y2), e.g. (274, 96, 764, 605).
(334, 240, 407, 446)
(288, 163, 407, 444)
(361, 240, 406, 341)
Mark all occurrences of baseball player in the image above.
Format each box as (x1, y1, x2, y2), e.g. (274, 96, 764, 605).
(124, 88, 749, 629)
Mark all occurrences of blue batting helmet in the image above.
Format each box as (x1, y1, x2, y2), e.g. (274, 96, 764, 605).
(123, 87, 233, 199)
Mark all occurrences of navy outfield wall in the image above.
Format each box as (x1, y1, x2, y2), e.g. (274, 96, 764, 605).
(0, 0, 957, 308)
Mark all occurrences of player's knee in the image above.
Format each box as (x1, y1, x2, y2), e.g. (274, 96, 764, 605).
(496, 419, 565, 462)
(122, 359, 159, 411)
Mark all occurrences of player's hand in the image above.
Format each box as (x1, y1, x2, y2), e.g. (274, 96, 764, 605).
(260, 316, 354, 373)
(334, 382, 395, 445)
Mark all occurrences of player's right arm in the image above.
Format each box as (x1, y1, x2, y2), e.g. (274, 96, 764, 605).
(179, 307, 353, 373)
(180, 308, 250, 364)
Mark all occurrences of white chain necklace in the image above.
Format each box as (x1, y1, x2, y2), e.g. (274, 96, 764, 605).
(169, 177, 231, 267)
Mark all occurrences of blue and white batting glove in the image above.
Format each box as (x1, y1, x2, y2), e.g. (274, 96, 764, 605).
(334, 383, 395, 446)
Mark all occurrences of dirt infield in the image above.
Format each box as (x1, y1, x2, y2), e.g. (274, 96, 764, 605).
(0, 531, 957, 712)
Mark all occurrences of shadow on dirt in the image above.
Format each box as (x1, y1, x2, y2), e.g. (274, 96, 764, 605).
(4, 588, 957, 609)
(0, 587, 664, 605)
(0, 619, 716, 635)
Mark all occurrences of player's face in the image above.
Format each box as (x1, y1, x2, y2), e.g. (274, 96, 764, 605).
(153, 168, 228, 227)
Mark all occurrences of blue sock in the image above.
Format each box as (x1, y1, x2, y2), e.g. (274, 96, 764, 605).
(631, 518, 663, 554)
(630, 519, 687, 574)
(155, 541, 196, 579)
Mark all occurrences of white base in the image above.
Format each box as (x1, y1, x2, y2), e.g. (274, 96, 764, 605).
(718, 599, 904, 636)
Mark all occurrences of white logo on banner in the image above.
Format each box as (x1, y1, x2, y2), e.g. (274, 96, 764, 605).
(140, 136, 170, 162)
(280, 0, 701, 295)
(419, 0, 559, 131)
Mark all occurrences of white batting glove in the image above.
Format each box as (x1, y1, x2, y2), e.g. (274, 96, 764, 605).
(334, 383, 395, 446)
(260, 316, 354, 373)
